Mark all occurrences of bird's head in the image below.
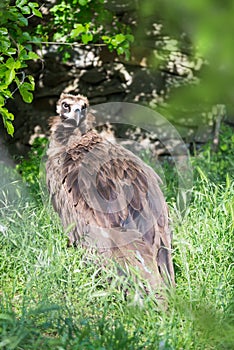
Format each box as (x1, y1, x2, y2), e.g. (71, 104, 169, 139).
(57, 93, 89, 126)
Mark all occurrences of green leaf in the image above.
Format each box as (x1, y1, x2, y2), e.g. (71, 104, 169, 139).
(19, 88, 33, 103)
(124, 50, 131, 61)
(15, 76, 20, 86)
(5, 58, 21, 72)
(115, 34, 126, 44)
(17, 14, 28, 27)
(126, 34, 134, 43)
(1, 89, 13, 99)
(28, 2, 39, 8)
(110, 34, 126, 48)
(0, 28, 8, 35)
(53, 32, 63, 41)
(220, 144, 228, 151)
(21, 31, 32, 42)
(27, 75, 35, 89)
(81, 32, 93, 44)
(6, 112, 14, 121)
(27, 36, 41, 44)
(0, 95, 5, 107)
(7, 48, 17, 55)
(19, 81, 34, 103)
(0, 39, 11, 54)
(117, 46, 125, 55)
(27, 51, 39, 60)
(79, 0, 88, 6)
(16, 0, 28, 7)
(62, 51, 71, 62)
(0, 107, 15, 136)
(5, 69, 15, 85)
(32, 8, 42, 18)
(14, 60, 21, 69)
(6, 120, 14, 136)
(101, 35, 111, 43)
(5, 58, 15, 69)
(20, 6, 31, 15)
(71, 24, 85, 39)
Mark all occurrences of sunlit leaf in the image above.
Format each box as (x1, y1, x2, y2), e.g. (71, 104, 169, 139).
(81, 32, 93, 44)
(27, 51, 39, 60)
(79, 0, 88, 6)
(19, 82, 34, 103)
(5, 69, 15, 85)
(71, 24, 85, 38)
(6, 120, 14, 136)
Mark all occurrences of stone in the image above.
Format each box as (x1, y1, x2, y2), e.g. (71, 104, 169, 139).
(80, 68, 106, 84)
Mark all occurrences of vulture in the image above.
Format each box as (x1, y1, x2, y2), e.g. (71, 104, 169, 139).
(46, 93, 175, 291)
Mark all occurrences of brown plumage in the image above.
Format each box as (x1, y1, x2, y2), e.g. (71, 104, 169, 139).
(46, 93, 175, 291)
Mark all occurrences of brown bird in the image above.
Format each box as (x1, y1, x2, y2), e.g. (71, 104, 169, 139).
(46, 93, 175, 291)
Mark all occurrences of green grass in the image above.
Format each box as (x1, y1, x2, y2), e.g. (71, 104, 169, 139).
(0, 125, 233, 349)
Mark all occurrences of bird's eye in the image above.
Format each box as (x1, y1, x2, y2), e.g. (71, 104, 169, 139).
(62, 102, 70, 110)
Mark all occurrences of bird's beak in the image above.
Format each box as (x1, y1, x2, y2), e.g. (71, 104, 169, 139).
(72, 104, 86, 126)
(74, 108, 82, 125)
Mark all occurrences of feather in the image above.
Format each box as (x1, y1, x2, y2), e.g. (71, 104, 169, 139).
(46, 93, 175, 293)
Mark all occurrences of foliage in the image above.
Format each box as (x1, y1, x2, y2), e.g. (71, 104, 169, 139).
(38, 0, 134, 60)
(1, 0, 234, 141)
(16, 136, 48, 198)
(1, 0, 234, 137)
(0, 125, 233, 349)
(0, 0, 42, 135)
(193, 124, 234, 183)
(0, 0, 135, 135)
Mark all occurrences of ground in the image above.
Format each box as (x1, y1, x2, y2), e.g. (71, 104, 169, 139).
(0, 125, 233, 349)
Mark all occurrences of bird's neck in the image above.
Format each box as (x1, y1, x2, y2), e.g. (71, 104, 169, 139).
(51, 113, 96, 145)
